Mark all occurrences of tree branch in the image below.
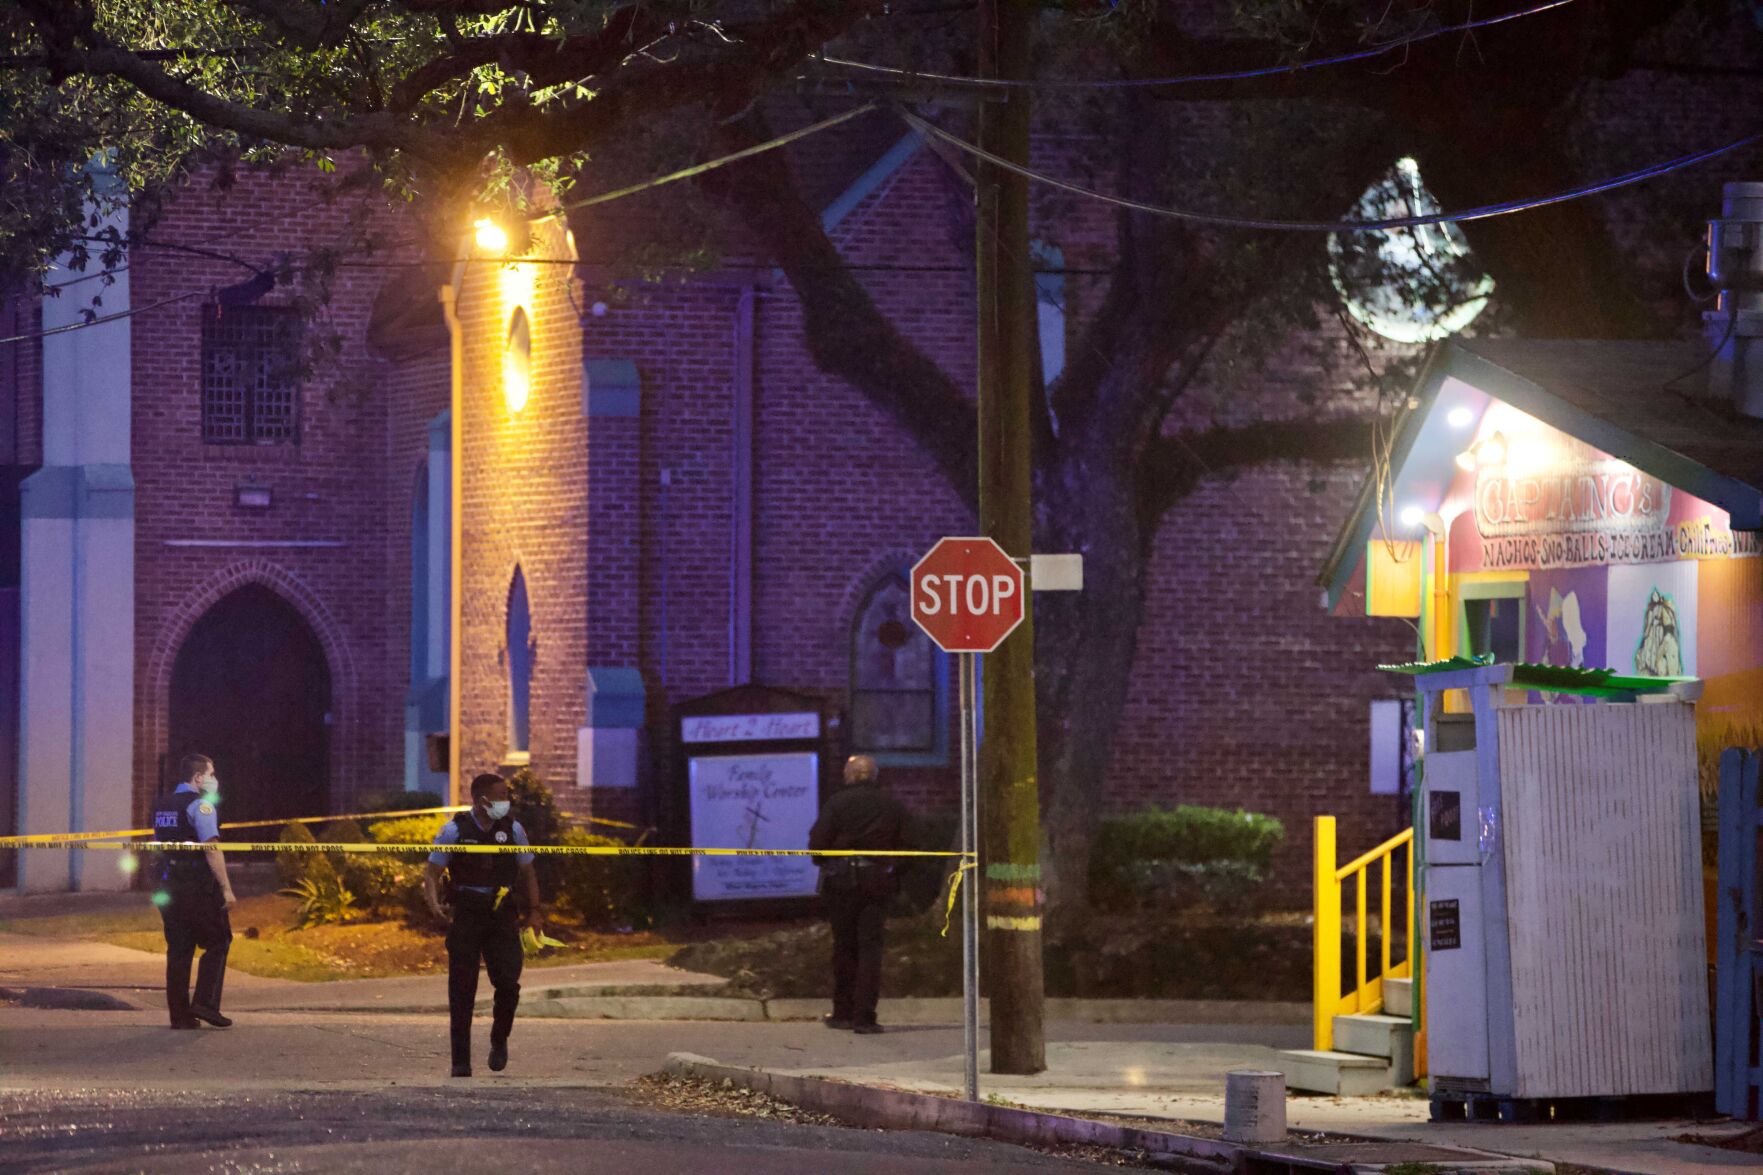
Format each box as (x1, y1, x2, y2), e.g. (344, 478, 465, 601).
(701, 111, 978, 507)
(1138, 415, 1375, 524)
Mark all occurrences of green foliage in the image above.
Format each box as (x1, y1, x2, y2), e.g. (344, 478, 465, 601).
(554, 827, 647, 930)
(1089, 805, 1285, 915)
(281, 873, 358, 928)
(506, 768, 563, 845)
(276, 820, 320, 888)
(365, 813, 450, 845)
(352, 789, 448, 815)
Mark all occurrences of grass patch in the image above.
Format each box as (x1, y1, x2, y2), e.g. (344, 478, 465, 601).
(0, 892, 675, 982)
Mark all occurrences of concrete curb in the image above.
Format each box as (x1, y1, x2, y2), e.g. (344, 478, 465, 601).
(660, 1053, 1554, 1175)
(508, 992, 1309, 1025)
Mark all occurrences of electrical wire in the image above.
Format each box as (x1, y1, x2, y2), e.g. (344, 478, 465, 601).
(536, 101, 879, 221)
(897, 108, 1763, 233)
(817, 0, 1578, 91)
(0, 288, 206, 346)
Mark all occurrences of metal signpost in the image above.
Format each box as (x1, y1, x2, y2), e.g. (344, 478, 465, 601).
(909, 536, 1026, 1101)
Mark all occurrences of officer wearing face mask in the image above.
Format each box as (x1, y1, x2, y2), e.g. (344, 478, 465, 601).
(423, 772, 543, 1077)
(151, 752, 237, 1029)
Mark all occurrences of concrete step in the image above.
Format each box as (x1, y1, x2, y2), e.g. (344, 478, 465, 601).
(1275, 1048, 1393, 1097)
(1384, 976, 1413, 1018)
(1334, 1012, 1411, 1060)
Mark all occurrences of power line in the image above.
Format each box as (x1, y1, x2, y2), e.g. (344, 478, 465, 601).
(897, 108, 1763, 232)
(536, 102, 880, 221)
(817, 0, 1578, 91)
(0, 289, 205, 346)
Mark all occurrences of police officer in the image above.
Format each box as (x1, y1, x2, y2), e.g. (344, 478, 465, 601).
(809, 755, 906, 1035)
(151, 752, 237, 1029)
(423, 772, 543, 1077)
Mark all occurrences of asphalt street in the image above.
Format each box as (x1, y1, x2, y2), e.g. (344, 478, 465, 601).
(0, 1010, 1163, 1172)
(0, 1085, 1115, 1173)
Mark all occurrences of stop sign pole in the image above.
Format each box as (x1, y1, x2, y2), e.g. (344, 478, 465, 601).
(910, 536, 1026, 1100)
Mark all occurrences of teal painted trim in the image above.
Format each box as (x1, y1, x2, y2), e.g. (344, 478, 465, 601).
(586, 665, 646, 728)
(427, 409, 450, 451)
(21, 465, 136, 520)
(584, 358, 641, 418)
(821, 132, 922, 233)
(405, 675, 448, 730)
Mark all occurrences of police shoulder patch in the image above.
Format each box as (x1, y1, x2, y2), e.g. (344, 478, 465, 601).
(197, 802, 215, 815)
(494, 830, 508, 843)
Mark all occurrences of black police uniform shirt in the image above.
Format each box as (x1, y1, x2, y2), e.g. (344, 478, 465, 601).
(428, 813, 535, 893)
(151, 784, 221, 884)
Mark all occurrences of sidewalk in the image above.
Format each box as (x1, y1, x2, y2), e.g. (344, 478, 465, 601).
(734, 1042, 1757, 1175)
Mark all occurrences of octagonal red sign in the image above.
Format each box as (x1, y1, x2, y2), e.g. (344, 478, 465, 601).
(910, 536, 1025, 654)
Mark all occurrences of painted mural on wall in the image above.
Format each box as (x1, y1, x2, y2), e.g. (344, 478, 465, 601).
(1524, 566, 1608, 671)
(1608, 561, 1698, 678)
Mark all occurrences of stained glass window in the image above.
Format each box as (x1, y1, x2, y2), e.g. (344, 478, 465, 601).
(851, 573, 944, 756)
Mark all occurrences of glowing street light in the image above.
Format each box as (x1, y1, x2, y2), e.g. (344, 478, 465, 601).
(474, 218, 509, 255)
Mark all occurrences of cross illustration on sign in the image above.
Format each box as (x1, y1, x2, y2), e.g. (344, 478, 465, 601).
(909, 536, 1026, 654)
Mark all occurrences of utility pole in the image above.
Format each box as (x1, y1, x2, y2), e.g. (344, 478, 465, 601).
(975, 0, 1045, 1076)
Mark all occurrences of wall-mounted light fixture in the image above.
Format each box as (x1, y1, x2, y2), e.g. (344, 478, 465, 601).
(474, 218, 509, 255)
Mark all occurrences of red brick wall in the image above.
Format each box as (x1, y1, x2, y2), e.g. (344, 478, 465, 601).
(453, 221, 588, 804)
(127, 163, 414, 820)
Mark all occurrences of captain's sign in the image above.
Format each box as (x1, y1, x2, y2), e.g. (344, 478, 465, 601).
(1475, 454, 1670, 539)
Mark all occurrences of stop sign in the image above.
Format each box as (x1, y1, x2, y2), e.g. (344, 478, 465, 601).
(910, 536, 1025, 653)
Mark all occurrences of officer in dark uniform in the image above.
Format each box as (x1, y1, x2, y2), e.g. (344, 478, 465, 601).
(809, 754, 906, 1035)
(151, 752, 237, 1029)
(423, 772, 543, 1077)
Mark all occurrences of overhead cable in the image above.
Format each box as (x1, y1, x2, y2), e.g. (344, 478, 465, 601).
(896, 108, 1763, 232)
(818, 0, 1577, 90)
(539, 101, 879, 220)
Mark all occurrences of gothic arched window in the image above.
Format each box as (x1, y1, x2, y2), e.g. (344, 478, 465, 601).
(850, 572, 947, 761)
(506, 566, 533, 760)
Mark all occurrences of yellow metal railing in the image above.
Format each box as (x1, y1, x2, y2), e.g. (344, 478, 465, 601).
(1313, 817, 1414, 1052)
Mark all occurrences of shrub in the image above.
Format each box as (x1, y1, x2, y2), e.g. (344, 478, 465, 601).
(1089, 805, 1284, 915)
(362, 812, 452, 920)
(554, 826, 647, 928)
(352, 788, 449, 816)
(506, 768, 566, 895)
(276, 820, 322, 888)
(282, 873, 358, 927)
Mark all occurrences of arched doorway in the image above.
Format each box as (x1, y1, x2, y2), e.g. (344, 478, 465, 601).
(168, 584, 331, 824)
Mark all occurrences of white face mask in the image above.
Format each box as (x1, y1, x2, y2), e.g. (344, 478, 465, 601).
(484, 800, 511, 821)
(199, 772, 219, 797)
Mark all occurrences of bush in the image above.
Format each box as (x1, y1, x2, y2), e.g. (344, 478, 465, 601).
(1089, 805, 1284, 915)
(282, 872, 358, 927)
(897, 809, 960, 914)
(276, 820, 333, 888)
(506, 768, 566, 895)
(554, 826, 647, 929)
(352, 788, 449, 816)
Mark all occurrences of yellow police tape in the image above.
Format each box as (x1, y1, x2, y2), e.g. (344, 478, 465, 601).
(521, 927, 568, 954)
(940, 860, 977, 938)
(18, 838, 971, 859)
(0, 805, 640, 847)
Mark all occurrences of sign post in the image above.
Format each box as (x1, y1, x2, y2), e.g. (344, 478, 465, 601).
(910, 536, 1026, 1101)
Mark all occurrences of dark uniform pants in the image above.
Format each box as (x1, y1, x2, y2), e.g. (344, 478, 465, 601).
(446, 901, 523, 1066)
(826, 881, 887, 1027)
(159, 878, 231, 1023)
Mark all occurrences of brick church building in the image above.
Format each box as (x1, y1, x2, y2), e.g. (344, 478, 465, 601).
(6, 59, 1750, 894)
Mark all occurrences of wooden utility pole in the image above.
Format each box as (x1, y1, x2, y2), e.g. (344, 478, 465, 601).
(975, 0, 1045, 1076)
